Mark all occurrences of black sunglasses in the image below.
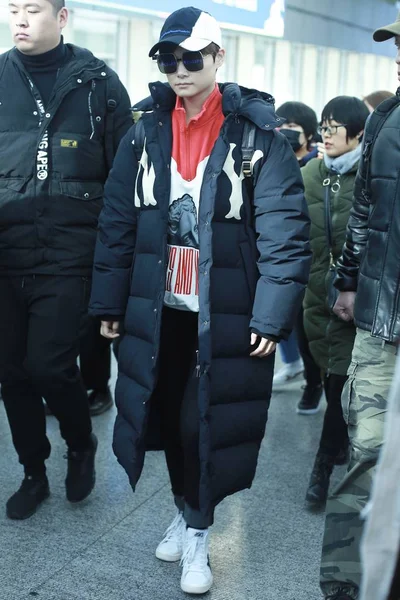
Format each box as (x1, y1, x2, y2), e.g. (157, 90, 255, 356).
(153, 51, 206, 74)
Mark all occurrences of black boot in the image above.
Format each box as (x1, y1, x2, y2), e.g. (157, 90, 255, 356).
(65, 433, 98, 503)
(88, 387, 113, 416)
(296, 384, 323, 414)
(6, 474, 50, 520)
(305, 453, 334, 508)
(334, 445, 350, 466)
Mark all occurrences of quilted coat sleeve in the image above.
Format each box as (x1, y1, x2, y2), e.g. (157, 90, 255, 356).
(334, 138, 370, 292)
(89, 125, 138, 317)
(250, 130, 311, 341)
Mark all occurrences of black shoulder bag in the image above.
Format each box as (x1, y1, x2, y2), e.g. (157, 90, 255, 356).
(323, 177, 340, 312)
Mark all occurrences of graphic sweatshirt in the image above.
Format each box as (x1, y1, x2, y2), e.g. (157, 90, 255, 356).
(164, 84, 225, 312)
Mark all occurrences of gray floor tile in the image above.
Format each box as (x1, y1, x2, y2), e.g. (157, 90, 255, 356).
(0, 355, 338, 600)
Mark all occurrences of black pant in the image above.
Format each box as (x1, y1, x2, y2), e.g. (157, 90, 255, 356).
(152, 307, 211, 528)
(80, 316, 111, 392)
(319, 373, 349, 456)
(389, 548, 400, 599)
(0, 276, 92, 475)
(296, 305, 321, 388)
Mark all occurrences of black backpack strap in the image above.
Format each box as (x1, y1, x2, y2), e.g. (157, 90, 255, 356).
(241, 120, 273, 196)
(241, 120, 257, 180)
(104, 71, 122, 172)
(362, 95, 400, 201)
(132, 118, 145, 164)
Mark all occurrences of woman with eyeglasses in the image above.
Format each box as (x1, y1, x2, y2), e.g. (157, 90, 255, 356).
(302, 96, 369, 508)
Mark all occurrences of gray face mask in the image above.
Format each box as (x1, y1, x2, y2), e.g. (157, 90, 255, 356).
(280, 128, 302, 153)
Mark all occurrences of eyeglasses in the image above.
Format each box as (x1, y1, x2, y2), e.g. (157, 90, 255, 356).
(153, 51, 207, 74)
(317, 124, 347, 136)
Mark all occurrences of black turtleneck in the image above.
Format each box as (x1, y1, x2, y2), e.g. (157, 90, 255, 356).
(16, 38, 70, 107)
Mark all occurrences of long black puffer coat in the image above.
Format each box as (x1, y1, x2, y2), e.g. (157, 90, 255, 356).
(90, 82, 311, 514)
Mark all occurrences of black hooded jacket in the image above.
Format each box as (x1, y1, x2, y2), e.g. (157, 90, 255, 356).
(0, 43, 132, 276)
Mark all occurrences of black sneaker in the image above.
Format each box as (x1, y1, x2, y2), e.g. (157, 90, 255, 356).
(296, 384, 323, 415)
(305, 453, 334, 508)
(6, 475, 50, 520)
(65, 433, 98, 503)
(326, 589, 357, 600)
(88, 387, 113, 416)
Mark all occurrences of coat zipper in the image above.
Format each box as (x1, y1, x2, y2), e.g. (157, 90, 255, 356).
(361, 141, 372, 203)
(195, 350, 201, 378)
(325, 171, 341, 377)
(88, 80, 96, 139)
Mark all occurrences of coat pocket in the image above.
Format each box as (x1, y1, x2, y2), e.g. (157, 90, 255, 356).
(0, 176, 29, 197)
(59, 181, 103, 201)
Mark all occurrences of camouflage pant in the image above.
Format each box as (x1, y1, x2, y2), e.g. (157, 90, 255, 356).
(320, 328, 397, 598)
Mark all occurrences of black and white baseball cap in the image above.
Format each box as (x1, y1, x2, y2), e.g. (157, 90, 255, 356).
(149, 6, 222, 57)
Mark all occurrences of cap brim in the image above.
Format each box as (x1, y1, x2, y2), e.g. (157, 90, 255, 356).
(373, 23, 400, 42)
(149, 35, 184, 57)
(149, 35, 214, 56)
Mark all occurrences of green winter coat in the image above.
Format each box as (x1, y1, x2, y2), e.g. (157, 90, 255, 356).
(302, 158, 357, 376)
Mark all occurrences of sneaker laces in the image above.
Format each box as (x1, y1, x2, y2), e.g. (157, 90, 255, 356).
(180, 531, 208, 574)
(161, 512, 185, 544)
(326, 591, 354, 600)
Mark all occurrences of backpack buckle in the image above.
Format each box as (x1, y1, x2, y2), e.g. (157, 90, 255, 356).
(107, 98, 117, 112)
(242, 160, 253, 178)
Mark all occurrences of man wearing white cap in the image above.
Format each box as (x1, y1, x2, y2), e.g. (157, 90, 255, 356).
(90, 6, 311, 594)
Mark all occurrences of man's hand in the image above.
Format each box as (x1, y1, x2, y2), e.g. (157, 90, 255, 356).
(250, 333, 276, 358)
(100, 321, 120, 339)
(333, 292, 356, 322)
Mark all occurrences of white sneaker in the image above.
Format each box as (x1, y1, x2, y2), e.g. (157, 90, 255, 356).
(273, 358, 304, 386)
(155, 511, 186, 562)
(180, 528, 213, 595)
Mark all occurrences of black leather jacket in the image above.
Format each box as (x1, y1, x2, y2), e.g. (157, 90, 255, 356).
(335, 94, 400, 342)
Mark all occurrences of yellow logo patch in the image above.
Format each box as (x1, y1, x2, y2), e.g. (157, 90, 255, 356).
(61, 139, 78, 148)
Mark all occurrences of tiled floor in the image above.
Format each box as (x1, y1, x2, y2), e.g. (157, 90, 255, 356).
(0, 357, 344, 600)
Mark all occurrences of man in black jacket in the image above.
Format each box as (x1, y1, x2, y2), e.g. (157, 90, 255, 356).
(90, 6, 310, 595)
(319, 14, 400, 600)
(0, 0, 131, 520)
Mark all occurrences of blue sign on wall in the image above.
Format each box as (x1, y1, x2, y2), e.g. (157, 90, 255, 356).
(103, 0, 286, 36)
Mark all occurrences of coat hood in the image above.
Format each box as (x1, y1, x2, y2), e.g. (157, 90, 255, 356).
(132, 81, 282, 130)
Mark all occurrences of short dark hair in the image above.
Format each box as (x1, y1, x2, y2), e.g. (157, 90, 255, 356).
(363, 90, 394, 110)
(48, 0, 65, 14)
(202, 42, 220, 58)
(321, 96, 369, 141)
(276, 101, 318, 140)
